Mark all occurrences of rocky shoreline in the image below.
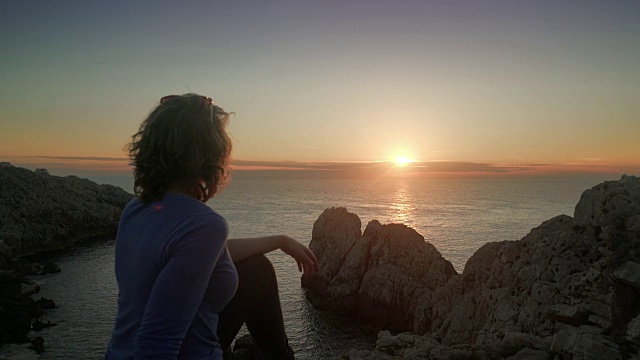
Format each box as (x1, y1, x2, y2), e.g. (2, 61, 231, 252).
(0, 165, 133, 257)
(303, 175, 640, 359)
(0, 164, 133, 356)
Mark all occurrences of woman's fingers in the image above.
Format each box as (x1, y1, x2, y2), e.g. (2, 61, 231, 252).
(281, 236, 319, 277)
(303, 247, 319, 271)
(298, 254, 314, 277)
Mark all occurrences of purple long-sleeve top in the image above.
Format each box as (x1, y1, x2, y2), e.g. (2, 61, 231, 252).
(106, 194, 238, 360)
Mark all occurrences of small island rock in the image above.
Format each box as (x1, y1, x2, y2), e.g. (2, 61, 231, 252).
(303, 208, 457, 332)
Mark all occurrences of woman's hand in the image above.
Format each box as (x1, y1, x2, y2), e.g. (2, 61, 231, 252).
(279, 236, 319, 279)
(227, 235, 319, 277)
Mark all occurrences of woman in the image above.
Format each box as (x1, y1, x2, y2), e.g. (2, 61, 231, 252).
(105, 94, 318, 360)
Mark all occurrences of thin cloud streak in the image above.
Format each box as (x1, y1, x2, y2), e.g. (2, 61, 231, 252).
(23, 155, 129, 161)
(232, 160, 541, 173)
(6, 156, 637, 177)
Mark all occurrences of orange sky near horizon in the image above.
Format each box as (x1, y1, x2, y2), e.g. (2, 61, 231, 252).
(1, 2, 639, 178)
(3, 155, 639, 180)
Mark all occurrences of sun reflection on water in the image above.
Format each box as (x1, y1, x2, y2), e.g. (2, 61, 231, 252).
(389, 181, 416, 226)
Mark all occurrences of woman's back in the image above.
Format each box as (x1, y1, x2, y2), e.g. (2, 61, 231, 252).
(106, 194, 237, 360)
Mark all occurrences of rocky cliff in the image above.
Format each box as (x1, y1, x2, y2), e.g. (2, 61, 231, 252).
(0, 164, 133, 349)
(0, 164, 133, 257)
(303, 175, 640, 359)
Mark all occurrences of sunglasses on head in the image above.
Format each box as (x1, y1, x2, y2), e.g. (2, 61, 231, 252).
(160, 95, 213, 105)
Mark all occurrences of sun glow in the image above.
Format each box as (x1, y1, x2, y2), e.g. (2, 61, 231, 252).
(394, 156, 413, 167)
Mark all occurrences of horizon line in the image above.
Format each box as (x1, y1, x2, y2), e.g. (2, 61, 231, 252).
(2, 155, 639, 178)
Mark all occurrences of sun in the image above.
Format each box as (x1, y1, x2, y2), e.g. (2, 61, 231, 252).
(394, 156, 413, 167)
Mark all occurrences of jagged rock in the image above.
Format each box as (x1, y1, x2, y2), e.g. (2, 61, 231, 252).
(18, 284, 40, 298)
(36, 297, 55, 310)
(40, 260, 61, 274)
(347, 330, 548, 359)
(501, 332, 550, 351)
(31, 319, 56, 331)
(12, 259, 43, 275)
(505, 348, 551, 360)
(0, 240, 11, 269)
(628, 315, 640, 341)
(614, 261, 640, 290)
(374, 330, 406, 354)
(573, 176, 640, 275)
(28, 336, 44, 354)
(226, 334, 261, 360)
(302, 207, 363, 312)
(574, 175, 640, 228)
(0, 270, 21, 298)
(0, 272, 34, 343)
(0, 165, 133, 257)
(551, 326, 622, 360)
(303, 208, 457, 332)
(306, 176, 640, 360)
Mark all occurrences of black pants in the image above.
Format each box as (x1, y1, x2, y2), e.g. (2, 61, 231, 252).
(217, 254, 294, 359)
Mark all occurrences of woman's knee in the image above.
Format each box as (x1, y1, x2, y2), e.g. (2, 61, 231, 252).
(234, 254, 275, 284)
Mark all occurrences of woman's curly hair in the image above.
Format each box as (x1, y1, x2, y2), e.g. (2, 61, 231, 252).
(127, 94, 232, 203)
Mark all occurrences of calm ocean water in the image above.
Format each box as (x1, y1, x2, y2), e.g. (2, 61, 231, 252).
(33, 173, 614, 359)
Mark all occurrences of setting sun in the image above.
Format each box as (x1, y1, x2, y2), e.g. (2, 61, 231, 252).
(394, 156, 413, 167)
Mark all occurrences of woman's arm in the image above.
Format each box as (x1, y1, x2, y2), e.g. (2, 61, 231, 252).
(136, 214, 227, 359)
(226, 235, 282, 262)
(227, 235, 319, 278)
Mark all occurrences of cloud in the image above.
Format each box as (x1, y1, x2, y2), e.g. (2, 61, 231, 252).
(1, 155, 130, 175)
(23, 155, 128, 161)
(2, 156, 571, 174)
(411, 161, 537, 173)
(230, 159, 542, 174)
(578, 157, 608, 162)
(8, 156, 633, 178)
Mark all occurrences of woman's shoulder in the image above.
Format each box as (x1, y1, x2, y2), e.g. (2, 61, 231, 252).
(160, 194, 227, 228)
(171, 207, 229, 246)
(123, 194, 225, 224)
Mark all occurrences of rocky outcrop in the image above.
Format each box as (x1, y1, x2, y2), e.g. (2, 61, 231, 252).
(305, 175, 640, 359)
(0, 271, 45, 345)
(302, 208, 457, 332)
(0, 164, 133, 349)
(0, 164, 133, 256)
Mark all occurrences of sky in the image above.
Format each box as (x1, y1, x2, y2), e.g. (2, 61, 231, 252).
(1, 1, 639, 177)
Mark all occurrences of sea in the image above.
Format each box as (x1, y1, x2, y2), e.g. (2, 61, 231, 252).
(31, 172, 617, 359)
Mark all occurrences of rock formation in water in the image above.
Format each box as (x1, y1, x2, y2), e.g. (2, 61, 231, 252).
(304, 175, 640, 359)
(302, 208, 458, 332)
(0, 164, 133, 256)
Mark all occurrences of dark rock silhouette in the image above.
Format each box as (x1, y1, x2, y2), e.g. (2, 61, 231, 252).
(36, 296, 56, 310)
(31, 319, 57, 331)
(304, 175, 640, 359)
(28, 336, 44, 354)
(0, 270, 41, 343)
(40, 260, 61, 274)
(302, 208, 457, 333)
(224, 334, 262, 360)
(0, 164, 132, 351)
(0, 164, 133, 256)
